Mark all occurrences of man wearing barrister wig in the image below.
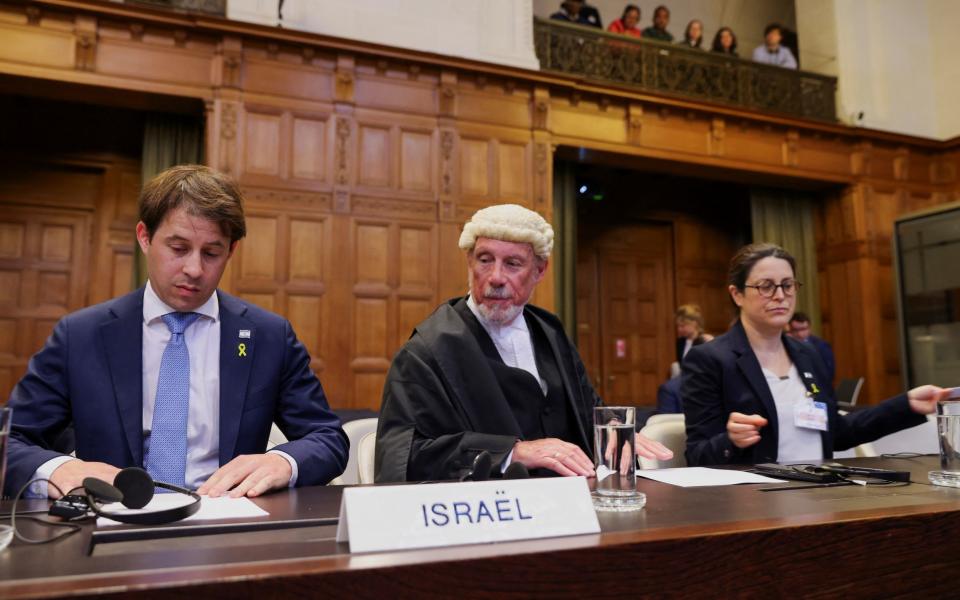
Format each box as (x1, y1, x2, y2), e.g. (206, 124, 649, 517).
(375, 204, 672, 482)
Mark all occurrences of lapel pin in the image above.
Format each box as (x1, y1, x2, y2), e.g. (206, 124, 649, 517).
(238, 343, 247, 357)
(239, 330, 251, 339)
(811, 383, 820, 394)
(803, 372, 813, 379)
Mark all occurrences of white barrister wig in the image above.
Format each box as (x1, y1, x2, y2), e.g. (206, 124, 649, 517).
(458, 204, 554, 259)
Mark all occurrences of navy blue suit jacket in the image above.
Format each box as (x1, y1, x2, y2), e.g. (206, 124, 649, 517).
(681, 320, 924, 466)
(808, 334, 836, 383)
(5, 288, 348, 496)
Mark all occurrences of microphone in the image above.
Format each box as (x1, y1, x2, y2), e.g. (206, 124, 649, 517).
(504, 462, 530, 480)
(459, 451, 493, 482)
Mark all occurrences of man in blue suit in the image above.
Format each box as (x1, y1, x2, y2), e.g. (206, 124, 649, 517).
(5, 165, 348, 499)
(787, 311, 836, 383)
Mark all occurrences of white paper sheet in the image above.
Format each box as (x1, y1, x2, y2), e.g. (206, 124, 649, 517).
(96, 494, 269, 526)
(638, 467, 784, 487)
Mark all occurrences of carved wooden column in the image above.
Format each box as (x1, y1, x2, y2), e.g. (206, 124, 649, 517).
(531, 85, 555, 311)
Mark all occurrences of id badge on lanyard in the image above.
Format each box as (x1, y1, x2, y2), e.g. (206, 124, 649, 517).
(795, 372, 828, 431)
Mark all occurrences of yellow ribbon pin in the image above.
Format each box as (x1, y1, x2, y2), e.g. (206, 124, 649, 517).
(238, 343, 247, 357)
(811, 383, 820, 394)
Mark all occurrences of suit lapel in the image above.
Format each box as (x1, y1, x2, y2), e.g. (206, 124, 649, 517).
(730, 322, 779, 438)
(217, 291, 255, 465)
(99, 289, 145, 466)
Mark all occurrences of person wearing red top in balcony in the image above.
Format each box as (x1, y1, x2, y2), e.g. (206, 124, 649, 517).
(607, 5, 641, 38)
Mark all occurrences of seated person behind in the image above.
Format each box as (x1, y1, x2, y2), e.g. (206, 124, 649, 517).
(751, 23, 797, 69)
(550, 0, 602, 28)
(656, 377, 683, 414)
(607, 4, 641, 37)
(682, 242, 948, 466)
(675, 303, 713, 363)
(678, 19, 704, 49)
(5, 165, 348, 499)
(375, 204, 672, 482)
(641, 5, 674, 42)
(711, 26, 738, 57)
(787, 311, 836, 384)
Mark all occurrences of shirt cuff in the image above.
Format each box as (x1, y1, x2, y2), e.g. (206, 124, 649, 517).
(500, 449, 515, 474)
(267, 449, 299, 487)
(28, 456, 77, 498)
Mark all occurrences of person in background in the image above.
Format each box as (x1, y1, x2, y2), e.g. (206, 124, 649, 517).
(579, 1, 602, 28)
(676, 304, 713, 364)
(4, 165, 348, 499)
(374, 204, 671, 482)
(711, 26, 738, 57)
(550, 0, 601, 28)
(787, 311, 836, 384)
(641, 5, 673, 42)
(656, 377, 684, 414)
(678, 19, 704, 49)
(752, 23, 797, 69)
(607, 4, 641, 37)
(682, 243, 947, 467)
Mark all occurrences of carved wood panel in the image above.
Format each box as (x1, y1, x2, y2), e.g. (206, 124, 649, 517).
(348, 218, 437, 409)
(0, 206, 90, 402)
(231, 209, 332, 375)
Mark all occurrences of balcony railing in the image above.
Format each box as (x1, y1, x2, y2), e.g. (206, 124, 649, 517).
(125, 0, 225, 16)
(534, 18, 836, 122)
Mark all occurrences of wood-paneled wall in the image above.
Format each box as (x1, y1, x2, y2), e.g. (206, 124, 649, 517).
(1, 0, 958, 407)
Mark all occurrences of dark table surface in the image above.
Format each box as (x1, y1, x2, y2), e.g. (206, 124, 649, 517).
(2, 455, 959, 598)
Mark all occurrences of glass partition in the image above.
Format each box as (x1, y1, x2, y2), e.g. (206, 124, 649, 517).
(895, 204, 960, 388)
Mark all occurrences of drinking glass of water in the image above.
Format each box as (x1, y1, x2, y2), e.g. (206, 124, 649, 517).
(0, 407, 12, 550)
(592, 406, 645, 511)
(930, 400, 960, 487)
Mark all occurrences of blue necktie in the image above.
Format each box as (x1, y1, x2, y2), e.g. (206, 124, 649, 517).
(146, 312, 200, 487)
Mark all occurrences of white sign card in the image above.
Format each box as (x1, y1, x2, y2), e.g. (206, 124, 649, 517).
(336, 477, 600, 553)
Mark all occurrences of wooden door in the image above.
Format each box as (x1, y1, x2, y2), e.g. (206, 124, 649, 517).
(578, 223, 674, 406)
(0, 207, 91, 400)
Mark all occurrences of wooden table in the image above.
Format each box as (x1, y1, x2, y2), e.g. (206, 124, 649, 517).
(2, 456, 959, 598)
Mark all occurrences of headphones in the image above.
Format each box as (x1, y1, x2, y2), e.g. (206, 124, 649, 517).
(81, 467, 201, 525)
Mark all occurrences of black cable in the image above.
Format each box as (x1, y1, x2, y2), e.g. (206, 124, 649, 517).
(880, 452, 926, 459)
(10, 479, 87, 544)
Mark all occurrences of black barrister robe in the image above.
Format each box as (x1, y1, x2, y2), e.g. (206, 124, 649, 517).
(374, 297, 601, 483)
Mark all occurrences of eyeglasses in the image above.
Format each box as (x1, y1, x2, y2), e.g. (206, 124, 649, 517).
(743, 279, 802, 298)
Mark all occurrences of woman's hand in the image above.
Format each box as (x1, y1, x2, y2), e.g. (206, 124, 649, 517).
(907, 385, 953, 415)
(726, 412, 768, 448)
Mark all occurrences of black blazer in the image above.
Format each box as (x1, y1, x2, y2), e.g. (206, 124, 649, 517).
(681, 320, 925, 466)
(675, 334, 708, 364)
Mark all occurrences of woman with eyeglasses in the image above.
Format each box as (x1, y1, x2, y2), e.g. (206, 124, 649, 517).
(682, 242, 950, 466)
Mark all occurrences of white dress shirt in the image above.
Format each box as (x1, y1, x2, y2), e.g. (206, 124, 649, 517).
(29, 282, 297, 496)
(751, 44, 798, 69)
(466, 295, 546, 394)
(764, 365, 824, 463)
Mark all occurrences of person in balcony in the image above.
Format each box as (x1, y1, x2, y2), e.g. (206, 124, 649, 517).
(607, 4, 641, 37)
(711, 26, 739, 57)
(751, 23, 797, 69)
(550, 0, 602, 29)
(641, 5, 674, 42)
(678, 19, 704, 49)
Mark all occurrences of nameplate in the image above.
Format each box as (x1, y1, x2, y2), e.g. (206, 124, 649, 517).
(335, 477, 600, 553)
